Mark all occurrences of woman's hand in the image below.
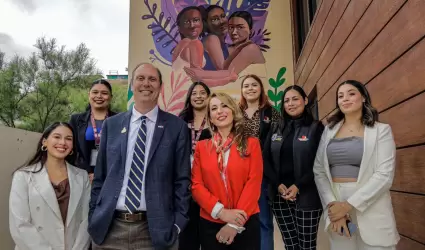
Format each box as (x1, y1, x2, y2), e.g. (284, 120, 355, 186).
(218, 209, 247, 227)
(278, 184, 287, 197)
(330, 217, 351, 238)
(328, 201, 353, 222)
(216, 224, 238, 245)
(284, 185, 299, 201)
(184, 67, 200, 82)
(88, 173, 94, 183)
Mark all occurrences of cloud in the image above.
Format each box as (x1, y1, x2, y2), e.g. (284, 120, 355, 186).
(8, 0, 93, 15)
(1, 0, 129, 75)
(8, 0, 37, 13)
(0, 33, 34, 58)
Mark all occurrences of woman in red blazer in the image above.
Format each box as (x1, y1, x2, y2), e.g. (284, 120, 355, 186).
(192, 92, 263, 250)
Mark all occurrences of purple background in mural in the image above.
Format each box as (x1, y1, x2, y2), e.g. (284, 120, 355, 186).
(142, 0, 271, 66)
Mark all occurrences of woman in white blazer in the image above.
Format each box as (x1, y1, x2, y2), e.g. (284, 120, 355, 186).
(313, 80, 399, 250)
(9, 122, 91, 250)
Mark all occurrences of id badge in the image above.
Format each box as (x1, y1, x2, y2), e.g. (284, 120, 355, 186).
(90, 149, 99, 166)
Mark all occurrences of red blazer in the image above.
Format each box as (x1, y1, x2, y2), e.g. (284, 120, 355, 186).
(191, 137, 263, 224)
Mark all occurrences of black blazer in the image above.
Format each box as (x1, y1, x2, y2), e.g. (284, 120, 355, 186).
(263, 116, 324, 209)
(69, 110, 117, 173)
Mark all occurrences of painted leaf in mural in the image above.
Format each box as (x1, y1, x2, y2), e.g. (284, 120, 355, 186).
(142, 0, 180, 64)
(159, 71, 188, 115)
(267, 66, 286, 110)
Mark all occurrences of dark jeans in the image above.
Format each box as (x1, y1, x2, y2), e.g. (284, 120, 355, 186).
(199, 214, 261, 250)
(179, 199, 201, 250)
(259, 180, 274, 250)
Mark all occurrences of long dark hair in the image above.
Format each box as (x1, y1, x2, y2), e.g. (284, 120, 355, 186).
(15, 122, 75, 174)
(86, 79, 113, 113)
(327, 80, 379, 128)
(176, 6, 206, 39)
(281, 85, 314, 125)
(179, 82, 211, 122)
(204, 5, 225, 33)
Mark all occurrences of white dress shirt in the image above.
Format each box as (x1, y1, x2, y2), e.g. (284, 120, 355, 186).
(116, 105, 158, 211)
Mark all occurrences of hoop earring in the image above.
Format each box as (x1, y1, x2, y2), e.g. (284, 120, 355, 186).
(69, 150, 73, 156)
(41, 145, 47, 151)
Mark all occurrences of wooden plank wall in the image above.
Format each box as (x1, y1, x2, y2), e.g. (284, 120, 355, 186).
(293, 0, 425, 249)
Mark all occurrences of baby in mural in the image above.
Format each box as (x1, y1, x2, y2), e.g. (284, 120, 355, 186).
(184, 10, 267, 100)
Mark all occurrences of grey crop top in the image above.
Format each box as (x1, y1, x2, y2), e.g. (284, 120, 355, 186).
(327, 137, 363, 178)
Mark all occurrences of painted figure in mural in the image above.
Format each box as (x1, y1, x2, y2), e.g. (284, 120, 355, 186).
(172, 6, 205, 75)
(202, 5, 229, 71)
(184, 11, 267, 98)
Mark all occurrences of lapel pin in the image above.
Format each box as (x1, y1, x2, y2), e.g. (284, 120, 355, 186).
(121, 127, 127, 133)
(158, 125, 164, 129)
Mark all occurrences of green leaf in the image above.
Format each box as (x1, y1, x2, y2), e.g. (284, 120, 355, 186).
(276, 67, 287, 81)
(268, 78, 278, 89)
(278, 78, 286, 86)
(267, 89, 276, 101)
(276, 91, 284, 102)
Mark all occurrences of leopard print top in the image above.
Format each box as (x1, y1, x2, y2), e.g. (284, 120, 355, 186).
(243, 107, 281, 138)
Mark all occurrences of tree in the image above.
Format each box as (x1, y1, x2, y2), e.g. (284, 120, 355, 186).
(0, 37, 100, 132)
(0, 53, 34, 127)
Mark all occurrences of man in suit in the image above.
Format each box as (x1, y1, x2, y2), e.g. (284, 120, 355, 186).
(88, 63, 191, 249)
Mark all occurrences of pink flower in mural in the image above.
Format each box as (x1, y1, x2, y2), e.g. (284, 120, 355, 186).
(160, 71, 189, 114)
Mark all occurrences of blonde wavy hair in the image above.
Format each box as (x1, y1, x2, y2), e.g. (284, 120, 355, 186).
(207, 92, 248, 156)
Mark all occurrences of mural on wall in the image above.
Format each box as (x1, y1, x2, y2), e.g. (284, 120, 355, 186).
(128, 0, 291, 114)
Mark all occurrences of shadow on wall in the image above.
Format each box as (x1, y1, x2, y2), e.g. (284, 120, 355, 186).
(0, 126, 40, 250)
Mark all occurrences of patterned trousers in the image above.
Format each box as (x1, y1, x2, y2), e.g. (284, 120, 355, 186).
(272, 195, 322, 250)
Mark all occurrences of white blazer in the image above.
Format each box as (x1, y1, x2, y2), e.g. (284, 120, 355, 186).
(313, 122, 400, 247)
(9, 163, 91, 250)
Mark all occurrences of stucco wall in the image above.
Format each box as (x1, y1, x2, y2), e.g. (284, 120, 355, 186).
(0, 126, 40, 249)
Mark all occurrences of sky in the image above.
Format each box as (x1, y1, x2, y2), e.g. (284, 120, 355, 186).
(0, 0, 129, 76)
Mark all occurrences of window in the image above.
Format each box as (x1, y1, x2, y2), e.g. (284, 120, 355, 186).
(291, 0, 320, 61)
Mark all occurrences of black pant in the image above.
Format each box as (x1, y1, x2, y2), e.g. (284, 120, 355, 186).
(179, 199, 201, 250)
(272, 195, 322, 250)
(199, 213, 260, 250)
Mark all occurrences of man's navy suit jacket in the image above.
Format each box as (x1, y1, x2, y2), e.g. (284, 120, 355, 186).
(88, 109, 191, 249)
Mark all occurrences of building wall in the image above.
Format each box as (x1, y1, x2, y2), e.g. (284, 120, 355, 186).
(293, 0, 425, 249)
(0, 126, 40, 250)
(128, 0, 295, 113)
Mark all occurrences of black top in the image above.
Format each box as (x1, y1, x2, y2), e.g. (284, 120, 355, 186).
(280, 124, 295, 186)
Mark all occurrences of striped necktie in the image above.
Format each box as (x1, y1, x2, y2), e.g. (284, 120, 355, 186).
(125, 116, 147, 213)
